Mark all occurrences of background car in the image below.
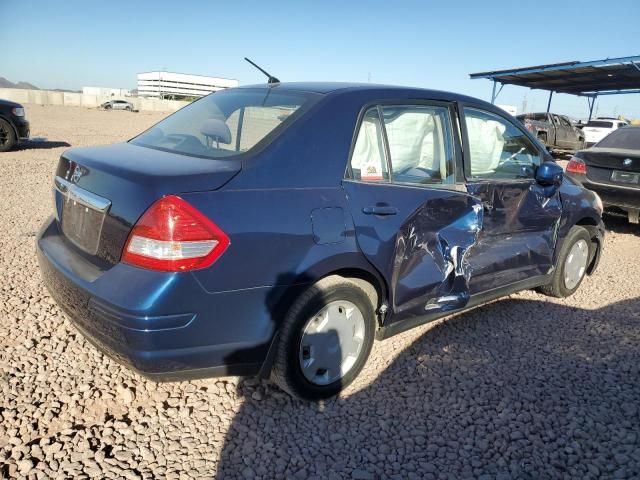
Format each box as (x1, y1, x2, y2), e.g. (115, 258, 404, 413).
(566, 126, 640, 223)
(100, 99, 134, 111)
(37, 84, 604, 400)
(516, 112, 585, 152)
(0, 98, 30, 152)
(582, 118, 628, 147)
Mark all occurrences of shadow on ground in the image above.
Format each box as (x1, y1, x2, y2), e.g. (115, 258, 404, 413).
(217, 297, 640, 479)
(603, 214, 640, 236)
(15, 140, 71, 150)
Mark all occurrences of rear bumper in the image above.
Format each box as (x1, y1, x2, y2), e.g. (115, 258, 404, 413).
(565, 173, 640, 211)
(36, 217, 281, 380)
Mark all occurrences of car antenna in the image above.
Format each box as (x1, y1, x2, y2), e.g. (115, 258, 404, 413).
(244, 57, 280, 84)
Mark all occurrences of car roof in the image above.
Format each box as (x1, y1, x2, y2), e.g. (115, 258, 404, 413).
(236, 81, 488, 104)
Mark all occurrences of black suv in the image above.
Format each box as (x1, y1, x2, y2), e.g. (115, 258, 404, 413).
(0, 99, 30, 152)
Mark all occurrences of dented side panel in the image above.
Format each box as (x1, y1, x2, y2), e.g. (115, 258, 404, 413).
(342, 181, 483, 324)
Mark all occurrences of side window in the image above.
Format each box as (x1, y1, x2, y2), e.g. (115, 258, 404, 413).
(559, 116, 571, 128)
(380, 105, 455, 185)
(350, 107, 389, 182)
(464, 107, 541, 180)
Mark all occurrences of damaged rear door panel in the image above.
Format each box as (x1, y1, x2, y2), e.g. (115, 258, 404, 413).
(343, 182, 483, 321)
(344, 101, 484, 326)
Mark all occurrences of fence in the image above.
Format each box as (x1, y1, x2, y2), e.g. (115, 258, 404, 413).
(0, 88, 189, 112)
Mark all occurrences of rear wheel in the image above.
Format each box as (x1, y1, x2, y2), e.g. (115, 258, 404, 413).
(538, 226, 591, 298)
(271, 276, 377, 400)
(0, 118, 16, 152)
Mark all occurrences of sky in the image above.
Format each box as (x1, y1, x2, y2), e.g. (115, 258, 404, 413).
(2, 0, 639, 119)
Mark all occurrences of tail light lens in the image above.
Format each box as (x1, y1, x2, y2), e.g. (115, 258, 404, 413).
(566, 157, 587, 175)
(122, 195, 229, 272)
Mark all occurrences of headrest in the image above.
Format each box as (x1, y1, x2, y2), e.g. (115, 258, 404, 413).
(200, 118, 232, 144)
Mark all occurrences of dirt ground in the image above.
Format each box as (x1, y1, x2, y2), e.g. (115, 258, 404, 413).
(1, 105, 639, 479)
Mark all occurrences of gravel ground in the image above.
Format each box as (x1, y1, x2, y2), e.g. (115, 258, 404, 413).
(1, 105, 639, 479)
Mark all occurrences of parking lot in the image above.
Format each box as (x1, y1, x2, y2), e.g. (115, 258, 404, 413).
(1, 105, 639, 479)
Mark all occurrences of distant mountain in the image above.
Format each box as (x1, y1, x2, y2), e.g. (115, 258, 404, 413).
(0, 76, 40, 90)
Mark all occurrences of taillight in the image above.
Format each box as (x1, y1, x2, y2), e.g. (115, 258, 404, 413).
(566, 157, 587, 175)
(122, 195, 229, 272)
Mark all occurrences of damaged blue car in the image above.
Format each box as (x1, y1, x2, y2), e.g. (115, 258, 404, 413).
(37, 83, 605, 400)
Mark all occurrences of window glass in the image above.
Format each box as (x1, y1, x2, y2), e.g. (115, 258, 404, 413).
(350, 108, 389, 182)
(381, 105, 454, 185)
(586, 120, 613, 128)
(559, 116, 571, 128)
(131, 89, 317, 159)
(464, 108, 541, 180)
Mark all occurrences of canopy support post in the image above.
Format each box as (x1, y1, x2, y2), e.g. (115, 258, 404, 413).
(587, 95, 597, 121)
(546, 91, 553, 113)
(490, 81, 504, 104)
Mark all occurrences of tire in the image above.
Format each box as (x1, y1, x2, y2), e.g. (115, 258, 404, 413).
(538, 226, 591, 298)
(104, 105, 112, 110)
(125, 106, 132, 111)
(0, 118, 17, 152)
(271, 275, 377, 400)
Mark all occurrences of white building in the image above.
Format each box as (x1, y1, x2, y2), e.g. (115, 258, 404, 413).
(82, 86, 132, 97)
(137, 71, 239, 99)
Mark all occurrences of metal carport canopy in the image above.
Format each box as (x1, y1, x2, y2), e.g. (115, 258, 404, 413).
(469, 55, 640, 120)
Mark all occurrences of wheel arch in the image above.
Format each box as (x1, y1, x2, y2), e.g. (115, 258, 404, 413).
(574, 217, 604, 275)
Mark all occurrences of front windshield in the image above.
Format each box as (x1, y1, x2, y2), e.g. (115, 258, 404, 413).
(131, 88, 318, 159)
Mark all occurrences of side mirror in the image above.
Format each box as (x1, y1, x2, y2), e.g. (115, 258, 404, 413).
(536, 161, 563, 187)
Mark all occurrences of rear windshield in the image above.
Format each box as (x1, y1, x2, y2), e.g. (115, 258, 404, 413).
(585, 121, 613, 128)
(596, 128, 640, 149)
(516, 113, 548, 121)
(131, 88, 318, 159)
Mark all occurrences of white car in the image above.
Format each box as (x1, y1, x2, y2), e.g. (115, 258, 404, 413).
(582, 118, 628, 147)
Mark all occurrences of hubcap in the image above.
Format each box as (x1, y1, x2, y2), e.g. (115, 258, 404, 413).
(564, 239, 589, 290)
(299, 300, 365, 386)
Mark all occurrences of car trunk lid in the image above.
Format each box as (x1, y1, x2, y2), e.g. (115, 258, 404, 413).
(580, 147, 640, 187)
(54, 142, 241, 266)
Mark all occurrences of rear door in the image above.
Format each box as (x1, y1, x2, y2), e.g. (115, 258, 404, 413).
(459, 105, 562, 293)
(344, 101, 483, 322)
(552, 114, 570, 148)
(559, 115, 581, 149)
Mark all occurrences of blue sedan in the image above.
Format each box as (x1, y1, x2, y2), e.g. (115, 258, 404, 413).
(37, 83, 604, 399)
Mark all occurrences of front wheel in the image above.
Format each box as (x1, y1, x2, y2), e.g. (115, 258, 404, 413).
(271, 276, 377, 400)
(0, 118, 16, 152)
(538, 226, 592, 298)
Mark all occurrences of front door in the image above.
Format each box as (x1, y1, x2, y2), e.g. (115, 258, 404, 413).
(459, 105, 563, 294)
(344, 102, 483, 323)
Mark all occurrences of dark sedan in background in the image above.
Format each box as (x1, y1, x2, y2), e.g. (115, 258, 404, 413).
(566, 126, 640, 223)
(0, 98, 30, 151)
(37, 83, 604, 400)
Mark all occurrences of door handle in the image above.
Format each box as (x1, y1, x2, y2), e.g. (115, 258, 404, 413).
(363, 205, 398, 216)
